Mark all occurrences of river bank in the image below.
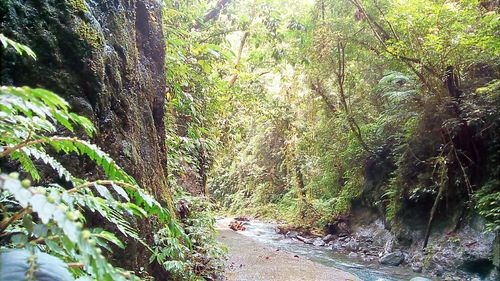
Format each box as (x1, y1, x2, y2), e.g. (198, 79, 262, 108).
(216, 217, 500, 281)
(216, 218, 359, 281)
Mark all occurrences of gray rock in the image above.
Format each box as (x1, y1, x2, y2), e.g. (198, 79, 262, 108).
(434, 264, 445, 276)
(331, 241, 343, 251)
(348, 252, 358, 258)
(410, 251, 424, 263)
(296, 235, 312, 244)
(411, 262, 423, 273)
(383, 236, 395, 254)
(286, 231, 299, 238)
(313, 238, 326, 247)
(379, 251, 404, 266)
(303, 238, 314, 245)
(361, 255, 374, 262)
(322, 234, 335, 243)
(409, 278, 432, 281)
(345, 240, 360, 251)
(486, 269, 499, 281)
(357, 232, 373, 240)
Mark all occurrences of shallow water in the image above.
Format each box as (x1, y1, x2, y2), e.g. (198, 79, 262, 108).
(233, 220, 433, 281)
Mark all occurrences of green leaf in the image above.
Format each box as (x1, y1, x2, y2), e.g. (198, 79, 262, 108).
(92, 229, 125, 249)
(0, 33, 37, 59)
(94, 183, 114, 200)
(111, 183, 129, 201)
(30, 193, 56, 224)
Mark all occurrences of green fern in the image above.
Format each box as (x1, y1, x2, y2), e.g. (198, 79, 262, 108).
(0, 33, 37, 59)
(9, 150, 41, 181)
(0, 34, 187, 281)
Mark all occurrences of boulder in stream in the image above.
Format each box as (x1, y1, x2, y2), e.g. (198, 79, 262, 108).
(313, 238, 326, 247)
(331, 241, 343, 251)
(409, 278, 432, 281)
(345, 240, 360, 251)
(297, 235, 314, 244)
(411, 262, 423, 273)
(322, 234, 336, 243)
(304, 238, 314, 245)
(379, 250, 404, 266)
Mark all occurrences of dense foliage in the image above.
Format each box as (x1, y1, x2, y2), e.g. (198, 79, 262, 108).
(1, 0, 498, 279)
(172, 0, 500, 237)
(162, 1, 228, 279)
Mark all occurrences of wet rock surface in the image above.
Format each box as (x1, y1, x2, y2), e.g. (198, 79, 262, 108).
(322, 234, 336, 243)
(1, 0, 169, 278)
(409, 278, 432, 281)
(313, 238, 326, 247)
(379, 251, 404, 266)
(275, 217, 499, 280)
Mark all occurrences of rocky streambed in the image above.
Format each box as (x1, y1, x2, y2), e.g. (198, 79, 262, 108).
(228, 218, 499, 281)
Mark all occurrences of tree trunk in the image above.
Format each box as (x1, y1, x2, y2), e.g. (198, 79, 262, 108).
(423, 159, 448, 249)
(295, 161, 306, 203)
(311, 80, 337, 114)
(334, 41, 372, 154)
(229, 31, 249, 87)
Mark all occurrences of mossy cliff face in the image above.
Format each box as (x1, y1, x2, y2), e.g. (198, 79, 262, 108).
(1, 0, 169, 277)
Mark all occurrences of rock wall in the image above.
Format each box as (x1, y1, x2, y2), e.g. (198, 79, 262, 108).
(1, 0, 170, 277)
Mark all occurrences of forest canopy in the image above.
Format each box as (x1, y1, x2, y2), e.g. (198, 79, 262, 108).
(165, 0, 499, 233)
(0, 0, 498, 280)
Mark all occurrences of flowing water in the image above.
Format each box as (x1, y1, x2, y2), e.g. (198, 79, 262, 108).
(231, 219, 433, 281)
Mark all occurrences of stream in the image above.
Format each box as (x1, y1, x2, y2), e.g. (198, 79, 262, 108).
(229, 219, 433, 281)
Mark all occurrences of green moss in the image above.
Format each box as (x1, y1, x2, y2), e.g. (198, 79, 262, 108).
(76, 21, 103, 49)
(121, 140, 133, 159)
(65, 0, 90, 13)
(422, 249, 434, 268)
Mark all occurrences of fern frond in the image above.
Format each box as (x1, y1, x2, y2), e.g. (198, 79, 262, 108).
(0, 86, 95, 137)
(73, 192, 140, 240)
(0, 174, 130, 281)
(44, 137, 135, 184)
(9, 150, 41, 181)
(383, 90, 418, 102)
(21, 147, 79, 184)
(0, 33, 37, 59)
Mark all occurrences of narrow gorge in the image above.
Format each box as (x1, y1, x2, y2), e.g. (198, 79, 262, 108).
(0, 0, 498, 280)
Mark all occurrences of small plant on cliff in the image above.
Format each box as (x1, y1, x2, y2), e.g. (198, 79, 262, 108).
(0, 35, 186, 281)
